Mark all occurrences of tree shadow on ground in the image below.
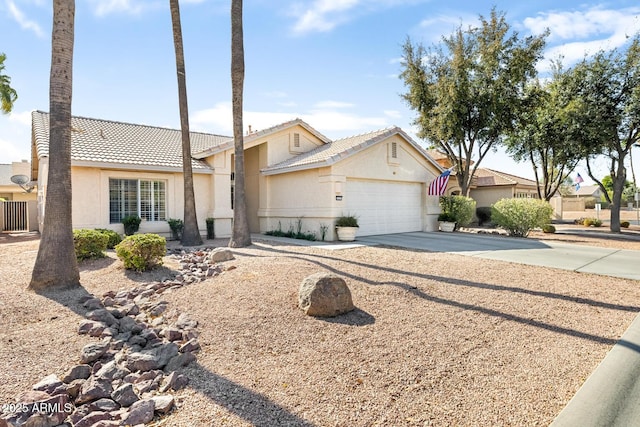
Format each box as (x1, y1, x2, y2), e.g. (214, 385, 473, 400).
(238, 245, 631, 347)
(183, 362, 316, 426)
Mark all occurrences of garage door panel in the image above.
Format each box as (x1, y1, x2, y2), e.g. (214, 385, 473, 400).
(346, 180, 423, 236)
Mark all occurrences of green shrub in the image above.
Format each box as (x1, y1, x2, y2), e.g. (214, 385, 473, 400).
(542, 224, 556, 233)
(584, 197, 597, 209)
(440, 196, 476, 229)
(122, 215, 142, 236)
(476, 206, 492, 226)
(115, 234, 166, 272)
(583, 217, 603, 227)
(491, 198, 553, 237)
(205, 217, 215, 239)
(73, 229, 109, 260)
(94, 228, 122, 249)
(621, 221, 630, 228)
(167, 218, 184, 240)
(335, 214, 359, 227)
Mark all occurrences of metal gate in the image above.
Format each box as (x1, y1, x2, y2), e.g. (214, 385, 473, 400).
(1, 201, 28, 232)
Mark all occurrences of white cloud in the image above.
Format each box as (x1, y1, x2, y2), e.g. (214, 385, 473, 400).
(190, 101, 391, 137)
(5, 0, 45, 38)
(290, 0, 428, 35)
(417, 12, 478, 41)
(526, 6, 640, 73)
(384, 110, 402, 119)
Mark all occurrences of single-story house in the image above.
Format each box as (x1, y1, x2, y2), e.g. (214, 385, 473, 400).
(31, 111, 446, 240)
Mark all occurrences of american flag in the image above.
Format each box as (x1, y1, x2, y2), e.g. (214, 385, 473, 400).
(428, 169, 451, 196)
(575, 173, 584, 191)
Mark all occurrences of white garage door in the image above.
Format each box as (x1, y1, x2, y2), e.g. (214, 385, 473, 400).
(345, 179, 423, 236)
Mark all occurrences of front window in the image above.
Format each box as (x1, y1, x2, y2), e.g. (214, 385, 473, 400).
(109, 178, 166, 223)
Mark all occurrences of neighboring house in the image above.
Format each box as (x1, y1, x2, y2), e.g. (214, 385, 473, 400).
(570, 185, 602, 200)
(469, 168, 539, 208)
(425, 149, 539, 206)
(0, 160, 38, 232)
(0, 160, 37, 201)
(31, 111, 445, 240)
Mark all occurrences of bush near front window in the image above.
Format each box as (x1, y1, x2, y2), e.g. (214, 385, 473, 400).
(74, 229, 109, 260)
(491, 198, 553, 237)
(122, 215, 142, 236)
(115, 234, 166, 272)
(94, 228, 122, 249)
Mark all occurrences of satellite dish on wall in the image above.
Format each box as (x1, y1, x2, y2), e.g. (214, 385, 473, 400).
(10, 174, 35, 193)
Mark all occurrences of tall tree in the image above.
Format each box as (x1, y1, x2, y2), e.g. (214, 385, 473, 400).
(228, 0, 251, 248)
(30, 0, 80, 290)
(565, 35, 640, 232)
(506, 66, 586, 200)
(169, 0, 202, 246)
(400, 9, 547, 196)
(0, 53, 18, 114)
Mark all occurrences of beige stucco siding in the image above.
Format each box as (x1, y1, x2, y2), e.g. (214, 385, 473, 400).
(64, 166, 213, 237)
(470, 187, 514, 207)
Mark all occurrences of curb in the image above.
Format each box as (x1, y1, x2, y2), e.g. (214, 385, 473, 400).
(551, 312, 640, 426)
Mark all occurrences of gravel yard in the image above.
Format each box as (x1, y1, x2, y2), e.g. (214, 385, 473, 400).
(1, 230, 639, 426)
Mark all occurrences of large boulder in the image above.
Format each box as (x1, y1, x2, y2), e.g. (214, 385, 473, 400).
(298, 273, 355, 317)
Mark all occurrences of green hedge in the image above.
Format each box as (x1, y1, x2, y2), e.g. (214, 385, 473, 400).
(440, 196, 475, 229)
(94, 228, 122, 249)
(74, 229, 109, 260)
(115, 234, 166, 272)
(491, 198, 553, 237)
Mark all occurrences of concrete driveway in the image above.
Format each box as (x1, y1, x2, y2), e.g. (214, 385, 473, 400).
(356, 231, 640, 281)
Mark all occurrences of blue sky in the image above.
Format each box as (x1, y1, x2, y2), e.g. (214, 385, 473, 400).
(1, 0, 639, 183)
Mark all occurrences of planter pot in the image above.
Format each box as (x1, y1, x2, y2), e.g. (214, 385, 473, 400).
(439, 221, 456, 232)
(336, 226, 358, 241)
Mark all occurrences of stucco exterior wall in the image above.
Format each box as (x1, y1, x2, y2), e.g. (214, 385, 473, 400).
(62, 167, 212, 238)
(470, 187, 514, 208)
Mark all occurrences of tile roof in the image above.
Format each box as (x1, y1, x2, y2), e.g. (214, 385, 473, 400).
(262, 126, 442, 174)
(32, 111, 231, 171)
(192, 118, 331, 159)
(473, 168, 538, 187)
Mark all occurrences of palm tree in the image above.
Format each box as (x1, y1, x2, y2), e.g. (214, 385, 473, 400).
(229, 0, 251, 248)
(0, 53, 18, 114)
(30, 0, 80, 290)
(169, 0, 202, 246)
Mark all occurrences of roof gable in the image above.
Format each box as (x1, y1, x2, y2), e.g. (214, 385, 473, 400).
(192, 118, 331, 159)
(32, 111, 228, 171)
(262, 127, 442, 175)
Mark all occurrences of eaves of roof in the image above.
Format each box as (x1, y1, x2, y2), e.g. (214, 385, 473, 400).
(192, 118, 332, 159)
(262, 127, 443, 175)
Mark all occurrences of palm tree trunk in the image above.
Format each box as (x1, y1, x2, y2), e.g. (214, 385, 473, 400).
(229, 0, 251, 248)
(30, 0, 79, 290)
(170, 0, 202, 246)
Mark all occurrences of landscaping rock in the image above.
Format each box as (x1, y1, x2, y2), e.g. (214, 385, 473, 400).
(111, 383, 139, 407)
(164, 352, 196, 372)
(76, 377, 113, 405)
(80, 339, 110, 364)
(151, 395, 174, 414)
(32, 374, 62, 394)
(85, 309, 118, 327)
(175, 313, 198, 330)
(298, 273, 355, 317)
(73, 411, 113, 427)
(120, 399, 155, 426)
(205, 248, 234, 263)
(62, 364, 92, 383)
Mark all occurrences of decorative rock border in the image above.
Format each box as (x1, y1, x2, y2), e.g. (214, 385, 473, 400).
(1, 247, 234, 427)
